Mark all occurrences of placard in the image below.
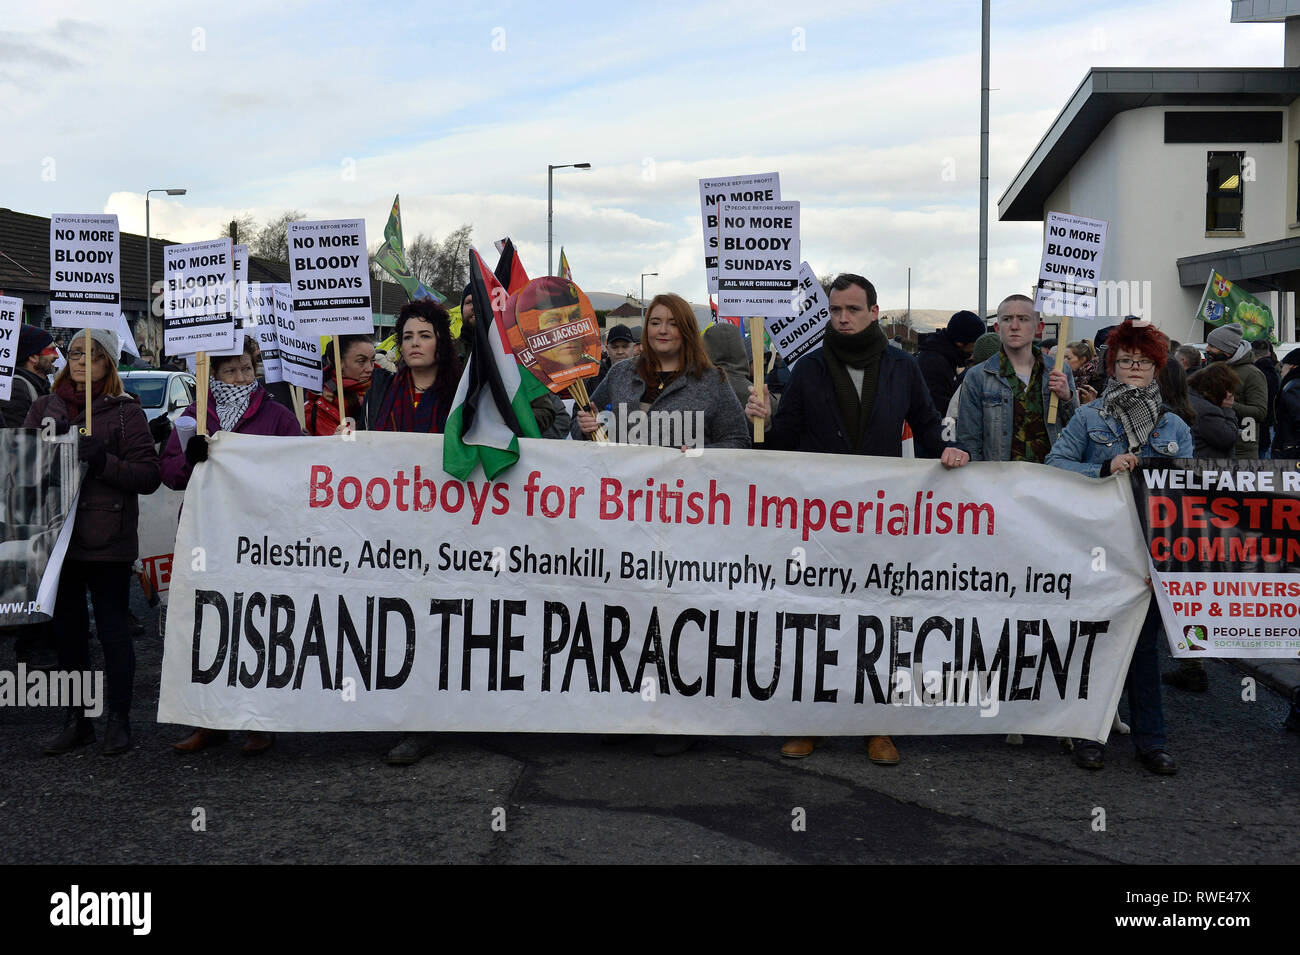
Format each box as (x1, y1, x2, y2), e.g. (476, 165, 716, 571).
(1034, 211, 1108, 319)
(768, 262, 828, 365)
(698, 173, 780, 294)
(0, 296, 23, 399)
(716, 201, 800, 315)
(273, 283, 323, 391)
(48, 213, 121, 329)
(286, 219, 372, 335)
(247, 282, 282, 383)
(163, 238, 237, 354)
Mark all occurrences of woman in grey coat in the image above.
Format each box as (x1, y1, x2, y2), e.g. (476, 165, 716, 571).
(573, 293, 750, 450)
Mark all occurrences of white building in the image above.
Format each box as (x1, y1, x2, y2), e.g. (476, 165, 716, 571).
(999, 0, 1300, 343)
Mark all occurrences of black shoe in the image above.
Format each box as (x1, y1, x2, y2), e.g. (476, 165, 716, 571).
(102, 714, 131, 756)
(1073, 741, 1105, 770)
(1137, 749, 1177, 775)
(1161, 668, 1208, 692)
(44, 710, 95, 756)
(653, 736, 697, 757)
(384, 733, 435, 765)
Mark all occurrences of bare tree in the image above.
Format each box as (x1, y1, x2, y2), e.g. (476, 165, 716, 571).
(249, 210, 305, 263)
(222, 214, 258, 245)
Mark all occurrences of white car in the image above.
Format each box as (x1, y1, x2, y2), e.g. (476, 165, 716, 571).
(120, 370, 197, 424)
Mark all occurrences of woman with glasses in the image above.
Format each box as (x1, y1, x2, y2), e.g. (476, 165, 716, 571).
(1046, 318, 1192, 776)
(24, 328, 161, 756)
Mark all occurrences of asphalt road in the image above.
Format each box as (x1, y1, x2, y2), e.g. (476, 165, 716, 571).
(2, 586, 1297, 865)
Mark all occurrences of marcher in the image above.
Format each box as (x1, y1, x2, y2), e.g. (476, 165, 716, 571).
(1, 325, 56, 427)
(593, 323, 636, 388)
(702, 320, 753, 408)
(956, 294, 1076, 462)
(916, 309, 985, 415)
(1205, 323, 1266, 458)
(25, 328, 161, 756)
(945, 332, 1001, 422)
(1045, 318, 1192, 775)
(1185, 362, 1239, 458)
(1252, 339, 1279, 456)
(1174, 344, 1203, 374)
(744, 273, 969, 765)
(306, 334, 377, 435)
(161, 336, 303, 755)
(574, 293, 750, 451)
(1271, 348, 1300, 458)
(1063, 340, 1099, 403)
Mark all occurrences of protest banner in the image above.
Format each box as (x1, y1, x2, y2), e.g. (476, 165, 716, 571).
(1034, 211, 1107, 319)
(1134, 460, 1300, 658)
(0, 432, 82, 626)
(159, 435, 1150, 740)
(699, 172, 780, 294)
(716, 201, 800, 316)
(502, 277, 601, 393)
(247, 282, 282, 382)
(138, 484, 184, 606)
(206, 243, 251, 359)
(767, 262, 828, 365)
(163, 238, 237, 355)
(286, 219, 372, 335)
(273, 283, 323, 391)
(0, 297, 22, 400)
(1196, 270, 1275, 343)
(48, 213, 121, 330)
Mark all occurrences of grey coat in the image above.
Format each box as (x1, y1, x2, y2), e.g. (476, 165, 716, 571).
(571, 358, 751, 449)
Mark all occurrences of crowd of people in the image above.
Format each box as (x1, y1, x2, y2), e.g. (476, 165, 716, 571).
(4, 276, 1300, 767)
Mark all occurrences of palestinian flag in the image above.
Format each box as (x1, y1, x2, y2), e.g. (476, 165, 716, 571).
(443, 247, 550, 479)
(494, 237, 530, 294)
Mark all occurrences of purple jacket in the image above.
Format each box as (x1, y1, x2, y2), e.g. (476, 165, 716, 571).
(160, 385, 303, 490)
(25, 390, 161, 563)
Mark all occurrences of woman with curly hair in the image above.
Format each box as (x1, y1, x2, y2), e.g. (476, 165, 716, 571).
(1046, 318, 1192, 776)
(367, 300, 462, 434)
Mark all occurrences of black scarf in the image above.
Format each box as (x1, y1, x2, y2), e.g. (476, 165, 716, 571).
(1099, 378, 1162, 453)
(823, 322, 888, 448)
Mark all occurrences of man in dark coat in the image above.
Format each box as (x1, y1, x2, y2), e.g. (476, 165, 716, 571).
(744, 273, 969, 767)
(915, 309, 985, 415)
(1, 325, 56, 428)
(1252, 339, 1280, 455)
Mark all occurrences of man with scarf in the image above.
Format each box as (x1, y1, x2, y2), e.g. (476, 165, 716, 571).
(1047, 318, 1192, 775)
(958, 294, 1076, 462)
(745, 272, 968, 765)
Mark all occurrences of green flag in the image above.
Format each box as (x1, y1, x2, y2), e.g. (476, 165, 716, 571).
(373, 194, 446, 304)
(1195, 269, 1274, 343)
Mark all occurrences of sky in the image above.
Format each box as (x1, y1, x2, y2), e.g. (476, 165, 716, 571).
(0, 0, 1286, 317)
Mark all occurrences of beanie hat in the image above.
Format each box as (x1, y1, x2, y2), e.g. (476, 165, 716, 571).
(1207, 322, 1244, 355)
(75, 327, 121, 363)
(972, 332, 1001, 365)
(17, 324, 54, 363)
(947, 310, 985, 344)
(1281, 348, 1300, 368)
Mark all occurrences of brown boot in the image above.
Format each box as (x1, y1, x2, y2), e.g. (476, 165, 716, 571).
(241, 732, 275, 756)
(780, 737, 819, 758)
(866, 735, 900, 765)
(172, 727, 228, 753)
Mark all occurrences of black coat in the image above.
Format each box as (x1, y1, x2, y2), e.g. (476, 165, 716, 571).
(766, 344, 948, 457)
(1256, 357, 1280, 428)
(0, 367, 51, 429)
(914, 329, 964, 416)
(1187, 389, 1238, 458)
(1274, 369, 1300, 458)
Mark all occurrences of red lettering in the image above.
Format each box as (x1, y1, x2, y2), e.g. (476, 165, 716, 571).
(1149, 496, 1176, 528)
(1182, 495, 1207, 529)
(309, 465, 333, 507)
(338, 476, 362, 509)
(599, 478, 622, 520)
(366, 476, 391, 510)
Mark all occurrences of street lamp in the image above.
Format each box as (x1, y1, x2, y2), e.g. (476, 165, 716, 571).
(640, 272, 658, 324)
(146, 187, 187, 360)
(547, 162, 590, 276)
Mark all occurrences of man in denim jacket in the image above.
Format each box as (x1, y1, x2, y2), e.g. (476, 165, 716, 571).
(957, 294, 1077, 461)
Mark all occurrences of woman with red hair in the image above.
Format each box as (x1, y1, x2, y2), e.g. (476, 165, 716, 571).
(1047, 318, 1192, 775)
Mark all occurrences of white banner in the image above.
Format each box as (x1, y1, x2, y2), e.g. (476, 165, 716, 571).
(163, 238, 237, 354)
(1035, 211, 1108, 319)
(716, 201, 800, 315)
(273, 284, 322, 391)
(138, 485, 184, 606)
(698, 172, 780, 294)
(49, 213, 121, 329)
(768, 262, 828, 365)
(286, 219, 372, 335)
(159, 436, 1151, 740)
(247, 282, 282, 383)
(0, 296, 22, 400)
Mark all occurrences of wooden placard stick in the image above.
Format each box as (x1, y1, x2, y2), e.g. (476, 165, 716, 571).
(1047, 313, 1069, 425)
(332, 335, 347, 429)
(82, 328, 93, 436)
(748, 316, 766, 443)
(195, 351, 210, 436)
(290, 385, 307, 432)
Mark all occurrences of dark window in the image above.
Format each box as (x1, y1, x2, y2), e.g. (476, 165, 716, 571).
(1296, 142, 1299, 224)
(1165, 111, 1283, 143)
(1207, 151, 1244, 232)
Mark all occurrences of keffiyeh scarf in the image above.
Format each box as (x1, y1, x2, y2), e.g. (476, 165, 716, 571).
(1099, 378, 1162, 453)
(211, 380, 257, 433)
